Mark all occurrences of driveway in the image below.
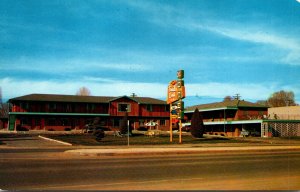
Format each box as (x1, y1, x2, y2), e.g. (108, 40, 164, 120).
(0, 134, 71, 148)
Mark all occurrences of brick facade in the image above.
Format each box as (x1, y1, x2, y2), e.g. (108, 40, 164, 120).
(8, 94, 170, 131)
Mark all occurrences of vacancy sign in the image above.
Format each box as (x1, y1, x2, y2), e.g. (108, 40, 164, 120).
(167, 80, 178, 104)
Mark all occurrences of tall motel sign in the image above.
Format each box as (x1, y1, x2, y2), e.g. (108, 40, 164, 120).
(167, 70, 186, 143)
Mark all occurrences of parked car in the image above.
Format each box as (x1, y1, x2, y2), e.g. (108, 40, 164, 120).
(82, 125, 94, 133)
(182, 125, 191, 132)
(83, 124, 107, 134)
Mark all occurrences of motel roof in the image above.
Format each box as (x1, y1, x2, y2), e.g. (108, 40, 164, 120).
(185, 99, 268, 113)
(9, 94, 167, 105)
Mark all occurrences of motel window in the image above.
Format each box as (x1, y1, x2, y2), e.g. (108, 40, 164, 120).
(118, 103, 130, 112)
(20, 102, 29, 110)
(139, 119, 145, 126)
(46, 118, 56, 126)
(165, 105, 170, 112)
(160, 120, 166, 126)
(34, 118, 41, 127)
(20, 118, 30, 126)
(48, 103, 56, 111)
(86, 104, 95, 112)
(146, 104, 153, 112)
(113, 119, 120, 127)
(61, 118, 70, 126)
(66, 104, 72, 112)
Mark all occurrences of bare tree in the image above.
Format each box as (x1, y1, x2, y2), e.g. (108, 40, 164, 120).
(223, 96, 233, 102)
(76, 87, 91, 96)
(267, 90, 296, 107)
(256, 100, 268, 106)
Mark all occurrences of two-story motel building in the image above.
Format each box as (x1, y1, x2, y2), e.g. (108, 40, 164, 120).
(8, 94, 170, 131)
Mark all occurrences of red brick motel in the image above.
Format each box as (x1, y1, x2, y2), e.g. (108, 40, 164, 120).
(8, 94, 170, 131)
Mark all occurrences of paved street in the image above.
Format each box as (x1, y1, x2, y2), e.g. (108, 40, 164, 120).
(1, 135, 300, 190)
(1, 146, 300, 190)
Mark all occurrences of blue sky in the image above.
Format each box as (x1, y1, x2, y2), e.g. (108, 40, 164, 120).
(1, 0, 300, 107)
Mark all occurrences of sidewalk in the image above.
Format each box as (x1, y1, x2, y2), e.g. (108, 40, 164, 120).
(65, 145, 300, 156)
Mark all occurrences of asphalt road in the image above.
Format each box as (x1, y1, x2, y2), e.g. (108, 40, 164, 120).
(1, 148, 300, 190)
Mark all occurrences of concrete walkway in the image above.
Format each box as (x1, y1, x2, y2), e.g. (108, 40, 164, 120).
(65, 145, 300, 156)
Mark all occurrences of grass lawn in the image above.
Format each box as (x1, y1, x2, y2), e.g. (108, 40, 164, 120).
(2, 131, 300, 146)
(44, 133, 263, 146)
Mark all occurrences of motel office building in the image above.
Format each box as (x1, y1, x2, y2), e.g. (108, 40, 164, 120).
(184, 100, 269, 137)
(184, 100, 300, 137)
(8, 94, 170, 131)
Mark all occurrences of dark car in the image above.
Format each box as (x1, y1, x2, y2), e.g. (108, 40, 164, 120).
(83, 124, 109, 133)
(83, 124, 106, 140)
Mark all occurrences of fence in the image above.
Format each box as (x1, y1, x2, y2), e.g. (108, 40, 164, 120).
(266, 121, 300, 137)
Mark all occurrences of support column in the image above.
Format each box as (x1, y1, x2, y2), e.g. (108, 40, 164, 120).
(170, 104, 172, 142)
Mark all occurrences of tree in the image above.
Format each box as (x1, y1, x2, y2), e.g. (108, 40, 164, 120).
(267, 90, 296, 107)
(223, 96, 233, 102)
(84, 117, 105, 141)
(119, 112, 128, 135)
(256, 100, 268, 106)
(76, 87, 91, 96)
(190, 108, 205, 138)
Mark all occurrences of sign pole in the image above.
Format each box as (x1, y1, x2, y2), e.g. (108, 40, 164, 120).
(127, 120, 130, 147)
(170, 104, 173, 142)
(179, 100, 182, 144)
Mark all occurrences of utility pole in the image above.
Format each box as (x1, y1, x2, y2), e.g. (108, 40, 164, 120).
(130, 93, 137, 97)
(233, 93, 241, 100)
(0, 87, 2, 105)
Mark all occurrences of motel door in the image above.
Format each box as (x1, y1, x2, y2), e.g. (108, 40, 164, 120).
(9, 115, 16, 131)
(261, 122, 268, 137)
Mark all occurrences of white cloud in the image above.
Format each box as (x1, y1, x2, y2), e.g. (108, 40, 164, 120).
(0, 57, 152, 74)
(174, 19, 300, 65)
(186, 82, 279, 101)
(0, 77, 166, 100)
(202, 25, 300, 65)
(125, 1, 300, 66)
(2, 78, 299, 104)
(82, 76, 119, 83)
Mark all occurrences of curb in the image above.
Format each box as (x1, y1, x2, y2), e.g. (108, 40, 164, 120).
(65, 145, 300, 156)
(38, 135, 72, 146)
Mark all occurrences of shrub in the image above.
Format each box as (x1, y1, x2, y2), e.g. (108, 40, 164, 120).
(16, 125, 29, 131)
(93, 129, 105, 141)
(138, 127, 148, 131)
(190, 108, 205, 138)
